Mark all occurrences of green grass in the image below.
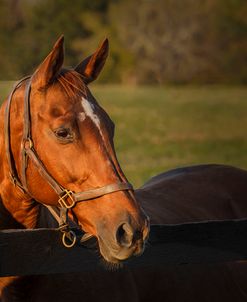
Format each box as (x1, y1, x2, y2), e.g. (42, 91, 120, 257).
(1, 82, 247, 188)
(92, 85, 247, 187)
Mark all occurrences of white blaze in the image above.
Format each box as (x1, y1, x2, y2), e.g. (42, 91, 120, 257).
(81, 97, 114, 169)
(78, 112, 86, 122)
(81, 97, 104, 138)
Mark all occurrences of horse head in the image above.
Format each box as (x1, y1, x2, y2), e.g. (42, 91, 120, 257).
(1, 36, 149, 264)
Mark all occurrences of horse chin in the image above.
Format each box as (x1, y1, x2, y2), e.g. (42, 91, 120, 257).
(98, 237, 144, 266)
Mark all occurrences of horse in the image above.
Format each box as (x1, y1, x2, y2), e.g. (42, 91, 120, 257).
(1, 37, 247, 301)
(0, 36, 149, 297)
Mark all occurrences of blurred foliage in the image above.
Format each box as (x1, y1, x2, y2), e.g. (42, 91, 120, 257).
(0, 0, 246, 83)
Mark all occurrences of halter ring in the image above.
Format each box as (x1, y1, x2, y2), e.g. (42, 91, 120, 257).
(62, 230, 77, 248)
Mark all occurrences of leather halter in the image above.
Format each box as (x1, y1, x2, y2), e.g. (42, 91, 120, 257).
(4, 76, 133, 247)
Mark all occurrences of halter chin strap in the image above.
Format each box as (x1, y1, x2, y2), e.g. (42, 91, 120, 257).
(4, 77, 133, 248)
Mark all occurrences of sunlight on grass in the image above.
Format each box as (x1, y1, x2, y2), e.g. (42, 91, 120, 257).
(1, 82, 247, 187)
(93, 85, 247, 187)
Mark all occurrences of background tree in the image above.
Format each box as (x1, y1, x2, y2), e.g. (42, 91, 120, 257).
(0, 0, 246, 84)
(109, 0, 247, 84)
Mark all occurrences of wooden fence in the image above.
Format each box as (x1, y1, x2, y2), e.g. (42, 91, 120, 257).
(1, 218, 247, 277)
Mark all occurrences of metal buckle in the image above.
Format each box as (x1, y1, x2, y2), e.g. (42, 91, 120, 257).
(58, 190, 75, 209)
(26, 138, 33, 149)
(22, 138, 33, 150)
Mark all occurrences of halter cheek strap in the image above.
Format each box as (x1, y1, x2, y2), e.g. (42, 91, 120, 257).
(4, 77, 133, 247)
(5, 76, 30, 191)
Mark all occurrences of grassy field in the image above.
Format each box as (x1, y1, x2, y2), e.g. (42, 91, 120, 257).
(1, 82, 247, 188)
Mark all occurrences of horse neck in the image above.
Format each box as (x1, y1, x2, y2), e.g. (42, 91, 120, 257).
(0, 92, 40, 229)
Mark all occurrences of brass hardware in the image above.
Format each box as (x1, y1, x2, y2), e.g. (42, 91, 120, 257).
(27, 138, 33, 149)
(58, 190, 75, 209)
(62, 230, 77, 248)
(22, 138, 33, 150)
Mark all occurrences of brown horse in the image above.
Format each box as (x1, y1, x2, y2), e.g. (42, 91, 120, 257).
(1, 37, 247, 301)
(0, 36, 149, 295)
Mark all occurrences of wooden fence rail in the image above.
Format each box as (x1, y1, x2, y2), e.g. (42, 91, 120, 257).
(1, 218, 247, 277)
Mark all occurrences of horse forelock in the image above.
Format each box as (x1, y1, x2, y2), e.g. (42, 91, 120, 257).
(54, 69, 87, 100)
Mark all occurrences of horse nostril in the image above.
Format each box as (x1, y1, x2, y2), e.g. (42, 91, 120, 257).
(116, 223, 134, 248)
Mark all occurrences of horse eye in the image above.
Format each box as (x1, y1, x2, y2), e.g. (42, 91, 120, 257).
(54, 128, 73, 141)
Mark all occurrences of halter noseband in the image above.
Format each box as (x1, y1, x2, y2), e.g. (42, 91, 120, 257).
(4, 76, 133, 247)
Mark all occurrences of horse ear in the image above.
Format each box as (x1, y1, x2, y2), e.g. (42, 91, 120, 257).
(75, 38, 109, 84)
(32, 35, 64, 88)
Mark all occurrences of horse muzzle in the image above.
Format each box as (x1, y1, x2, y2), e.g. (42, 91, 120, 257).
(97, 217, 150, 264)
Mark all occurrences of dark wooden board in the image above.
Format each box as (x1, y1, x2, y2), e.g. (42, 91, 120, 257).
(1, 218, 247, 276)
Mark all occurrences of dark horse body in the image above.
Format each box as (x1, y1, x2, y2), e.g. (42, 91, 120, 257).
(1, 37, 247, 301)
(2, 164, 247, 301)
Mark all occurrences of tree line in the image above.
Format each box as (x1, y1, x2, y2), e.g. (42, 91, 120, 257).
(0, 0, 246, 84)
